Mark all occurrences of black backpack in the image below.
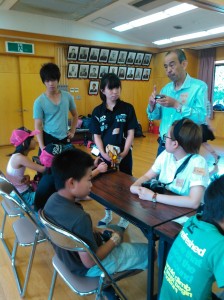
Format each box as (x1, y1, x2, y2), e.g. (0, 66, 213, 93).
(134, 122, 145, 137)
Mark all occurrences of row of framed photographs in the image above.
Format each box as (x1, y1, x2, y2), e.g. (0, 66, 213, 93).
(68, 64, 151, 81)
(67, 45, 152, 66)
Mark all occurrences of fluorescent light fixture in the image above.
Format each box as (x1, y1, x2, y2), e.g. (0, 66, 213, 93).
(154, 39, 173, 46)
(113, 3, 197, 32)
(153, 26, 224, 45)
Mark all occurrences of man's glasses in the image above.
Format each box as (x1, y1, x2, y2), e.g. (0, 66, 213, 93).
(163, 134, 173, 141)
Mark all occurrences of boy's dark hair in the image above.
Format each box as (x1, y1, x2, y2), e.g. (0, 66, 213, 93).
(100, 73, 121, 102)
(202, 175, 224, 224)
(170, 118, 202, 154)
(51, 148, 94, 190)
(166, 49, 187, 63)
(40, 63, 61, 83)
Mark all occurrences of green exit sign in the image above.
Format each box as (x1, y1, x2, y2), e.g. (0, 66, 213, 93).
(6, 41, 34, 54)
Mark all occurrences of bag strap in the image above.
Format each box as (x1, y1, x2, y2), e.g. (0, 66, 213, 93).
(165, 154, 193, 187)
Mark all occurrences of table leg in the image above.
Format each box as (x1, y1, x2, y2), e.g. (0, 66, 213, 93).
(147, 230, 156, 300)
(157, 239, 171, 298)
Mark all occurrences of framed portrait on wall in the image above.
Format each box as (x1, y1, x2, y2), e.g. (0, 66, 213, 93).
(88, 81, 99, 95)
(134, 68, 143, 80)
(67, 46, 79, 60)
(142, 68, 151, 81)
(89, 65, 99, 79)
(89, 48, 100, 62)
(109, 66, 118, 75)
(67, 63, 79, 78)
(126, 52, 137, 65)
(99, 65, 109, 78)
(126, 67, 135, 80)
(78, 47, 89, 62)
(118, 67, 127, 80)
(117, 51, 128, 64)
(78, 64, 89, 78)
(142, 53, 152, 66)
(108, 50, 119, 64)
(134, 53, 144, 65)
(99, 48, 109, 63)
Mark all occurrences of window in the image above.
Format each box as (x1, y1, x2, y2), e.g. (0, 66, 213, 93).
(213, 63, 224, 110)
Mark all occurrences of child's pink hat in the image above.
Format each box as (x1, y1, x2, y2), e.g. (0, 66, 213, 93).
(39, 143, 74, 167)
(10, 127, 40, 147)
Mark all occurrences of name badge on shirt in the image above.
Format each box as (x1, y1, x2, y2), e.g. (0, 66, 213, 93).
(193, 167, 206, 176)
(112, 128, 120, 135)
(176, 178, 184, 187)
(180, 93, 188, 104)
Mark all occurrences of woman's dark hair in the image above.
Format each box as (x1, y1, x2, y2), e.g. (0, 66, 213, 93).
(8, 137, 33, 156)
(170, 118, 202, 154)
(100, 73, 121, 102)
(40, 63, 61, 83)
(202, 175, 224, 224)
(52, 148, 94, 190)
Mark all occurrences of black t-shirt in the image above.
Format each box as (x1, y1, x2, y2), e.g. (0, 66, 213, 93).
(90, 99, 138, 150)
(34, 171, 55, 211)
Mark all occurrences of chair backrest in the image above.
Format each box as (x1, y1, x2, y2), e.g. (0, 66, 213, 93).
(0, 175, 45, 233)
(39, 210, 113, 280)
(0, 175, 29, 212)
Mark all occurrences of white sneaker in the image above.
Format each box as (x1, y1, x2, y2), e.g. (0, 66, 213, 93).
(98, 215, 113, 226)
(117, 218, 129, 229)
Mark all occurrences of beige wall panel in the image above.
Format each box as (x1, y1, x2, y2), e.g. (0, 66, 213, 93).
(0, 56, 23, 145)
(133, 81, 153, 130)
(86, 95, 101, 116)
(0, 54, 19, 73)
(19, 57, 53, 129)
(211, 112, 224, 138)
(68, 79, 87, 116)
(216, 46, 224, 60)
(120, 82, 134, 106)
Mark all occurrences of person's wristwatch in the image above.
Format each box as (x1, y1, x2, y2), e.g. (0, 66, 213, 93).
(176, 103, 183, 113)
(110, 233, 121, 246)
(152, 192, 157, 203)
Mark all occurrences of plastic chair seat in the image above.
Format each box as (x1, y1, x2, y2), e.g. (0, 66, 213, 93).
(53, 255, 99, 294)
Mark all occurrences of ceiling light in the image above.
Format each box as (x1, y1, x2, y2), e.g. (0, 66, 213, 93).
(153, 26, 224, 45)
(113, 3, 197, 32)
(171, 31, 208, 42)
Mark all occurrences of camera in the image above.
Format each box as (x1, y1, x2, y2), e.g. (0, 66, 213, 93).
(141, 179, 165, 194)
(101, 230, 113, 241)
(155, 94, 165, 100)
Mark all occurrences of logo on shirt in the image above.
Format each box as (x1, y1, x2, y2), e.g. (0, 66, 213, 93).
(180, 231, 206, 257)
(116, 114, 127, 122)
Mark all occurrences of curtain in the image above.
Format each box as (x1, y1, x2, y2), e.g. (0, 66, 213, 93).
(198, 48, 216, 119)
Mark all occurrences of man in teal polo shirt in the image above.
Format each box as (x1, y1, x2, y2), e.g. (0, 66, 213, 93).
(146, 49, 207, 155)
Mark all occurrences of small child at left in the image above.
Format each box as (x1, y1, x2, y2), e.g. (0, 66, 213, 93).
(6, 127, 46, 206)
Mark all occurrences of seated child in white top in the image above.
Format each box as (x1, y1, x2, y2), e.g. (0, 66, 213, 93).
(6, 127, 45, 205)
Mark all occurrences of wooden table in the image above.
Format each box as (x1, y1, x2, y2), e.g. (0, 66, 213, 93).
(154, 211, 196, 294)
(90, 171, 195, 300)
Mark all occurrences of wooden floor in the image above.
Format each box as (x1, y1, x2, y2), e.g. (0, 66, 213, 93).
(0, 133, 223, 300)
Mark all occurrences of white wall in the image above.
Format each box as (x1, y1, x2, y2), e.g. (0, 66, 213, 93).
(0, 10, 146, 46)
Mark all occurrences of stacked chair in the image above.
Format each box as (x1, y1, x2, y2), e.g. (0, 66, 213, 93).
(39, 209, 143, 300)
(0, 170, 24, 258)
(0, 172, 47, 297)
